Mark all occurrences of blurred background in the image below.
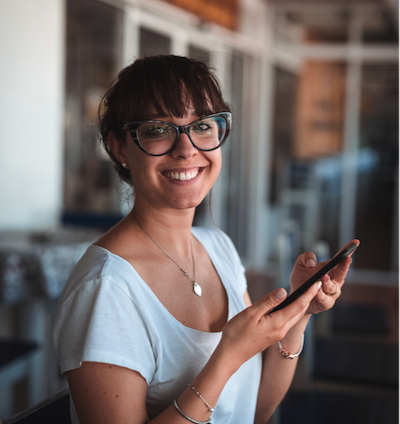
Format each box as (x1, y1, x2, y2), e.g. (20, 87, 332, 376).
(0, 0, 398, 423)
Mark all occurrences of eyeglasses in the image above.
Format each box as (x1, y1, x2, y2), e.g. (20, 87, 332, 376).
(121, 112, 232, 156)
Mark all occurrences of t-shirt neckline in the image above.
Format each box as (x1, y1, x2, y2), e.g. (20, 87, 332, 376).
(90, 227, 231, 335)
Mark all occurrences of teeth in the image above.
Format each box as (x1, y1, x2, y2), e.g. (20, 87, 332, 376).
(167, 170, 199, 181)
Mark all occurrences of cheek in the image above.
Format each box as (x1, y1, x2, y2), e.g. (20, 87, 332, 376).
(127, 156, 156, 190)
(129, 149, 159, 174)
(207, 150, 222, 177)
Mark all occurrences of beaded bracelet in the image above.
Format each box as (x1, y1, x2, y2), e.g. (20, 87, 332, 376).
(188, 384, 215, 413)
(173, 399, 211, 424)
(278, 334, 305, 359)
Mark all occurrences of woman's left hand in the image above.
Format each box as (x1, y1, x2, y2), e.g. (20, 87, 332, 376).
(289, 240, 359, 315)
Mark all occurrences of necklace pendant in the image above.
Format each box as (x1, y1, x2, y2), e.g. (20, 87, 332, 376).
(193, 282, 202, 297)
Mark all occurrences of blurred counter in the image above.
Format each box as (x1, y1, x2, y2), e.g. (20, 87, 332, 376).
(0, 227, 102, 304)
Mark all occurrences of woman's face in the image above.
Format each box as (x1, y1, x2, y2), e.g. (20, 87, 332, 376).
(119, 106, 222, 213)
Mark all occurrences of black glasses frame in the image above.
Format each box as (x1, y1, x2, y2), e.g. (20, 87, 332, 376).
(121, 112, 232, 157)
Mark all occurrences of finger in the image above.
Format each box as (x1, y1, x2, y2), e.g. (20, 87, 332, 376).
(279, 281, 324, 328)
(330, 256, 352, 283)
(274, 281, 322, 322)
(296, 251, 317, 268)
(313, 286, 337, 309)
(321, 276, 340, 296)
(333, 239, 360, 260)
(251, 288, 288, 318)
(325, 239, 359, 280)
(320, 273, 330, 284)
(346, 239, 360, 256)
(328, 252, 354, 284)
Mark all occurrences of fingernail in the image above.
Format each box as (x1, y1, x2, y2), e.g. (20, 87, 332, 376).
(317, 281, 322, 289)
(307, 259, 316, 267)
(276, 289, 286, 300)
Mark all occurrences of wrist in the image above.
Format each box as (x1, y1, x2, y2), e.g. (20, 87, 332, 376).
(279, 314, 310, 350)
(209, 341, 241, 377)
(277, 334, 304, 359)
(172, 346, 235, 424)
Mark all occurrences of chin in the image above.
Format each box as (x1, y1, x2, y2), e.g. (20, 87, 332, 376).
(170, 194, 208, 211)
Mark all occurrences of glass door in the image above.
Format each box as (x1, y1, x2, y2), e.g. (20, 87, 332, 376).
(354, 63, 398, 272)
(267, 5, 398, 283)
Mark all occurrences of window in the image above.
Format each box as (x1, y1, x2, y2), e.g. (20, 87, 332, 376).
(64, 0, 123, 216)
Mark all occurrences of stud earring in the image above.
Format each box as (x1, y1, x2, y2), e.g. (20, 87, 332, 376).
(121, 163, 127, 168)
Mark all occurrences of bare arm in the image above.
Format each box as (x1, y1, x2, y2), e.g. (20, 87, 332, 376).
(67, 281, 323, 424)
(67, 363, 150, 424)
(254, 314, 310, 424)
(253, 240, 358, 423)
(242, 291, 312, 424)
(67, 347, 234, 424)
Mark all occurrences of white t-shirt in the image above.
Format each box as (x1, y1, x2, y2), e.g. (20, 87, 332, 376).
(53, 226, 262, 423)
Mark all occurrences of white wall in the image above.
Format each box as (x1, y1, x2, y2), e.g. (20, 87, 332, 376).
(0, 0, 65, 230)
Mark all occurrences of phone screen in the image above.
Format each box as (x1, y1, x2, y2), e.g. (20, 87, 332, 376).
(267, 242, 358, 315)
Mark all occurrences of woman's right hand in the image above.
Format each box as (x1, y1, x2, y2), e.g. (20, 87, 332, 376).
(217, 281, 322, 372)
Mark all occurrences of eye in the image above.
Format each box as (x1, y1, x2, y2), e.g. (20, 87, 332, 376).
(138, 123, 176, 141)
(193, 122, 212, 132)
(146, 125, 169, 136)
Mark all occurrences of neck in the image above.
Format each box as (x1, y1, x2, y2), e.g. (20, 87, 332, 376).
(131, 204, 196, 257)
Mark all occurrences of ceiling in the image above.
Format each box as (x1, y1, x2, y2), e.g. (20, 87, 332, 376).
(267, 0, 398, 43)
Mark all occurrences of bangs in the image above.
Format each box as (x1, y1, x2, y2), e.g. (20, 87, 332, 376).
(120, 56, 229, 122)
(98, 55, 231, 184)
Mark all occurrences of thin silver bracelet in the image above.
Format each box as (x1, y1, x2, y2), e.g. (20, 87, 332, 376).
(278, 334, 305, 359)
(173, 399, 211, 424)
(188, 384, 215, 413)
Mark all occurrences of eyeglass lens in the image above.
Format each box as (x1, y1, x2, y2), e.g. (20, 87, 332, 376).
(136, 116, 227, 155)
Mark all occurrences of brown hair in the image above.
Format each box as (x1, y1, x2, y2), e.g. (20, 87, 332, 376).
(98, 55, 230, 184)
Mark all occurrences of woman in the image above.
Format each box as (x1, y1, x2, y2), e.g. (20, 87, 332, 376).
(53, 55, 357, 424)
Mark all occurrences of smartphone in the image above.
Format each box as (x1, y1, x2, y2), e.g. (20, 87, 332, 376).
(267, 242, 358, 315)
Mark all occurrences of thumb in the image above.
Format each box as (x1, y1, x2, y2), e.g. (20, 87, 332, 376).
(252, 288, 287, 317)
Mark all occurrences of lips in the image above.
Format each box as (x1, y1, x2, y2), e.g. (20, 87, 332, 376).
(163, 168, 200, 181)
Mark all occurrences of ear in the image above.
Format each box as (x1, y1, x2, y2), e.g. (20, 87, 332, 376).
(108, 132, 128, 167)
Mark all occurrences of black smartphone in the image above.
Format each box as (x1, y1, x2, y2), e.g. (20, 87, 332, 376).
(267, 242, 358, 315)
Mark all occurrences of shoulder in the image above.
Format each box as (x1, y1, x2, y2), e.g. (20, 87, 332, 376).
(53, 246, 158, 381)
(192, 226, 243, 273)
(57, 245, 140, 308)
(192, 226, 238, 256)
(192, 225, 233, 247)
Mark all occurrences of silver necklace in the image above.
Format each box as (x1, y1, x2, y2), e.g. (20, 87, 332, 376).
(133, 213, 202, 297)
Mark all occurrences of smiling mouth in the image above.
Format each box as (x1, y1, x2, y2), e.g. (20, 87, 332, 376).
(163, 169, 200, 181)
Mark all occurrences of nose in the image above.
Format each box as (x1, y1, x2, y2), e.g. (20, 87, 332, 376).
(170, 130, 198, 159)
